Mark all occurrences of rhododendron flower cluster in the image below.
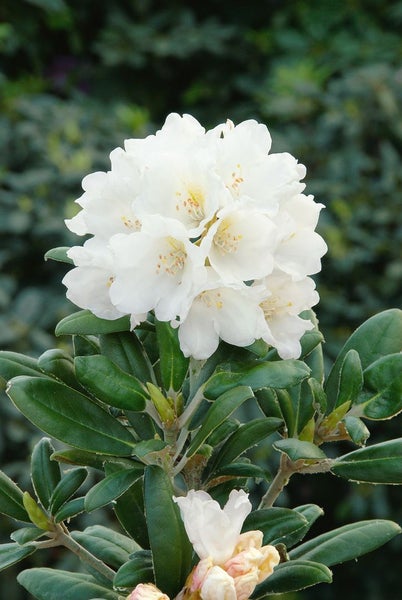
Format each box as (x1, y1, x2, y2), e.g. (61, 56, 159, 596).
(63, 114, 327, 359)
(127, 490, 280, 600)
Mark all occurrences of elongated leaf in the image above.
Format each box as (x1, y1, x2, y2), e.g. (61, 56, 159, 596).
(211, 462, 269, 481)
(75, 355, 148, 411)
(273, 439, 327, 462)
(0, 470, 29, 522)
(11, 526, 45, 544)
(208, 417, 282, 474)
(289, 519, 401, 565)
(335, 349, 363, 408)
(44, 246, 74, 264)
(113, 550, 153, 589)
(31, 438, 61, 510)
(243, 507, 308, 546)
(71, 525, 140, 570)
(187, 386, 254, 457)
(0, 351, 43, 381)
(18, 569, 118, 600)
(56, 309, 130, 336)
(343, 415, 370, 446)
(155, 319, 189, 391)
(111, 474, 149, 549)
(49, 468, 87, 513)
(144, 465, 192, 597)
(288, 504, 324, 549)
(38, 348, 80, 390)
(253, 559, 332, 597)
(85, 466, 144, 512)
(54, 497, 85, 523)
(204, 359, 310, 399)
(99, 331, 154, 382)
(354, 353, 402, 420)
(0, 543, 36, 571)
(331, 439, 402, 483)
(326, 309, 402, 410)
(7, 376, 135, 455)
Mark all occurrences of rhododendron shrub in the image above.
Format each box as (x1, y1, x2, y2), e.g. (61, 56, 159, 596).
(0, 115, 401, 600)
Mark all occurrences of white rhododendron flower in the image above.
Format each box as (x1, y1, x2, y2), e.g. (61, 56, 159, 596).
(63, 113, 327, 359)
(173, 489, 280, 600)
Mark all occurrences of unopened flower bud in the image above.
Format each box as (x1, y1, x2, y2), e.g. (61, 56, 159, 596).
(127, 583, 170, 600)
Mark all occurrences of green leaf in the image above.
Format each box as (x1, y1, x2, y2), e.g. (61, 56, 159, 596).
(289, 504, 324, 549)
(204, 360, 310, 399)
(111, 474, 149, 549)
(85, 466, 144, 512)
(289, 519, 401, 565)
(354, 353, 402, 420)
(273, 439, 327, 462)
(0, 351, 43, 381)
(0, 543, 36, 571)
(187, 386, 254, 457)
(7, 376, 135, 455)
(56, 309, 130, 336)
(31, 438, 61, 510)
(49, 467, 87, 513)
(252, 559, 332, 597)
(335, 349, 363, 408)
(0, 470, 29, 522)
(331, 439, 402, 483)
(155, 319, 189, 391)
(326, 309, 402, 411)
(113, 550, 153, 589)
(211, 462, 270, 481)
(208, 417, 282, 474)
(44, 246, 74, 265)
(343, 415, 370, 446)
(75, 355, 148, 411)
(38, 348, 81, 390)
(144, 465, 192, 597)
(71, 525, 140, 570)
(11, 526, 45, 544)
(244, 507, 309, 547)
(17, 569, 118, 600)
(54, 496, 85, 523)
(99, 331, 154, 383)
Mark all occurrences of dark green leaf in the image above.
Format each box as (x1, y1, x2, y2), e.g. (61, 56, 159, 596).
(56, 309, 130, 336)
(54, 496, 85, 523)
(244, 507, 309, 546)
(31, 438, 61, 510)
(273, 439, 327, 462)
(252, 560, 332, 597)
(125, 411, 160, 440)
(38, 348, 81, 390)
(111, 475, 149, 549)
(49, 467, 87, 513)
(343, 415, 370, 446)
(113, 550, 153, 589)
(211, 462, 269, 480)
(0, 543, 36, 571)
(331, 439, 402, 483)
(7, 376, 135, 455)
(287, 504, 324, 549)
(155, 319, 189, 391)
(71, 525, 140, 570)
(289, 519, 401, 565)
(354, 353, 402, 420)
(0, 470, 29, 522)
(144, 465, 192, 597)
(208, 417, 282, 473)
(187, 386, 254, 457)
(75, 354, 148, 411)
(99, 331, 154, 383)
(325, 309, 402, 411)
(0, 351, 43, 381)
(18, 568, 118, 600)
(85, 466, 144, 512)
(204, 360, 310, 399)
(336, 349, 363, 408)
(44, 246, 74, 265)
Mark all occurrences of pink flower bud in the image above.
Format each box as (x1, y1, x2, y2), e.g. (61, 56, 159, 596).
(127, 583, 170, 600)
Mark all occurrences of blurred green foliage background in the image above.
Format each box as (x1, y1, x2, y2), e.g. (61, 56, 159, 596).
(1, 1, 401, 598)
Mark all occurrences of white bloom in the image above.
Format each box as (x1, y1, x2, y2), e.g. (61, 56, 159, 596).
(175, 270, 265, 359)
(173, 489, 252, 565)
(257, 272, 319, 359)
(202, 206, 277, 282)
(62, 238, 125, 321)
(109, 216, 206, 322)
